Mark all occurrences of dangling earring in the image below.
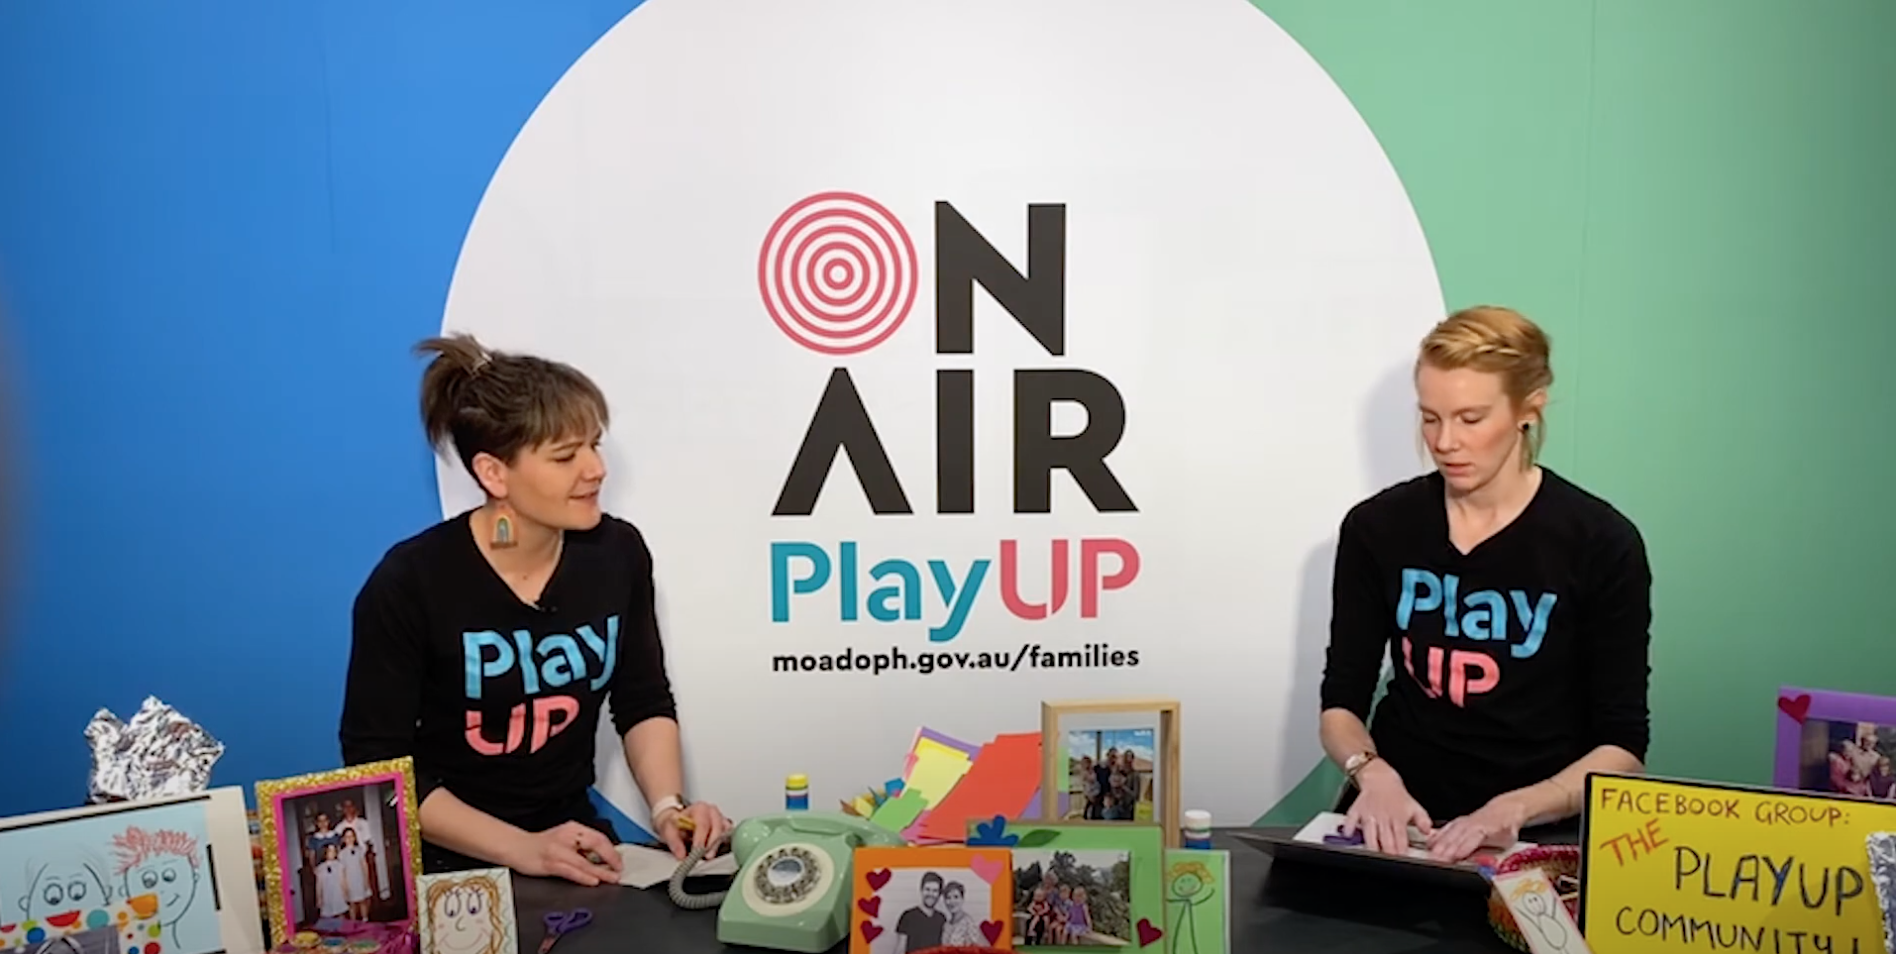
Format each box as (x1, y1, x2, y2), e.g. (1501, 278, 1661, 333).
(492, 506, 517, 549)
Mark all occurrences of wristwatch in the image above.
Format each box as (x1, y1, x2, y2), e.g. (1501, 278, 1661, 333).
(1343, 750, 1379, 785)
(651, 794, 689, 822)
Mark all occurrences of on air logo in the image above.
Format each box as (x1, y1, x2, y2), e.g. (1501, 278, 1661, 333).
(763, 192, 1140, 642)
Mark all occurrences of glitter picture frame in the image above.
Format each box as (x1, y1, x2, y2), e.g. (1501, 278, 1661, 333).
(254, 758, 423, 949)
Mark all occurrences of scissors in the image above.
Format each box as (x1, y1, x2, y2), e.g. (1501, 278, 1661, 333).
(539, 908, 592, 954)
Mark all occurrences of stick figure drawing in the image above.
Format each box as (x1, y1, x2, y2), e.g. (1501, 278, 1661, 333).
(1165, 859, 1218, 954)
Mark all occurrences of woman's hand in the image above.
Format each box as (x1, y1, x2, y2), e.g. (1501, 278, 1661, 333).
(1341, 761, 1434, 855)
(1427, 795, 1528, 862)
(656, 801, 733, 860)
(507, 822, 623, 886)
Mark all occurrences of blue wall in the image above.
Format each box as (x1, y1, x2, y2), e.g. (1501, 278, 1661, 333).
(0, 1, 645, 815)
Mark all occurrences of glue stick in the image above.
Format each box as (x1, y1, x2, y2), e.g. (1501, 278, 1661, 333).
(785, 773, 810, 811)
(1182, 809, 1212, 849)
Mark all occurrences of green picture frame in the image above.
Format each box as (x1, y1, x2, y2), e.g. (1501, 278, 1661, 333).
(966, 819, 1167, 952)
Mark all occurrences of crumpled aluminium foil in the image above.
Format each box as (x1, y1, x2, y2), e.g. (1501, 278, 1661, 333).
(85, 696, 224, 803)
(1869, 831, 1896, 954)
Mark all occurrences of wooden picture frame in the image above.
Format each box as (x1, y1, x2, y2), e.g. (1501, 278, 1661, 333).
(1040, 699, 1180, 847)
(254, 758, 423, 948)
(0, 787, 264, 954)
(850, 845, 1015, 954)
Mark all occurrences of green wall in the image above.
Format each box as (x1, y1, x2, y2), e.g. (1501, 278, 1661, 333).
(1255, 0, 1896, 824)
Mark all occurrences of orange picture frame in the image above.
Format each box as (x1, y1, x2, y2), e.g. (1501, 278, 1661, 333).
(851, 845, 1016, 954)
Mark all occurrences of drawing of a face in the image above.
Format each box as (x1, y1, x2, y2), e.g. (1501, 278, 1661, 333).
(110, 826, 204, 939)
(123, 854, 199, 926)
(428, 880, 504, 954)
(1520, 889, 1548, 916)
(1169, 871, 1202, 899)
(19, 857, 112, 923)
(1166, 861, 1215, 904)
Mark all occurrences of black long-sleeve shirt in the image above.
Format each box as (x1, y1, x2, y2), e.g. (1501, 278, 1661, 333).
(1318, 468, 1652, 821)
(339, 511, 677, 831)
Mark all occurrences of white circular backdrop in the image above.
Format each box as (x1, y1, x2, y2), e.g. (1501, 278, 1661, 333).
(439, 0, 1441, 828)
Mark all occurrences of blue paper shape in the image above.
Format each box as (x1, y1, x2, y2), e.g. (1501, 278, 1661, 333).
(967, 814, 1018, 847)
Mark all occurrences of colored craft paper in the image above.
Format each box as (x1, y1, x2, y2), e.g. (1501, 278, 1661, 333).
(1020, 788, 1041, 820)
(1164, 849, 1230, 954)
(916, 728, 982, 761)
(903, 727, 981, 780)
(1579, 773, 1896, 954)
(869, 790, 927, 833)
(904, 742, 974, 806)
(916, 732, 1042, 842)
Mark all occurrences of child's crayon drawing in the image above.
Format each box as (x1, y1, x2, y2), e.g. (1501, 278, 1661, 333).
(1, 801, 217, 954)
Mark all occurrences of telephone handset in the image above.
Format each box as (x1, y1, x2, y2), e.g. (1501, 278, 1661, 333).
(668, 812, 906, 952)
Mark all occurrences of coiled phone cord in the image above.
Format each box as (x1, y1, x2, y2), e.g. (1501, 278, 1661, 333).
(667, 839, 729, 909)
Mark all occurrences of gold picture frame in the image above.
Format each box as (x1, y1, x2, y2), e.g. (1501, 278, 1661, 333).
(254, 757, 424, 948)
(1041, 698, 1182, 847)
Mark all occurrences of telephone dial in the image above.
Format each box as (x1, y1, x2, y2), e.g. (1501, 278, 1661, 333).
(667, 812, 907, 952)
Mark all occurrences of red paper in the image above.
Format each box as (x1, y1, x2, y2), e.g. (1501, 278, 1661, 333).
(915, 732, 1043, 842)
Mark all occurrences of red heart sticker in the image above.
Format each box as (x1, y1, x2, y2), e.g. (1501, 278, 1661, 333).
(857, 896, 881, 918)
(859, 921, 884, 944)
(981, 921, 1004, 944)
(1136, 918, 1163, 947)
(1778, 693, 1812, 724)
(865, 868, 892, 891)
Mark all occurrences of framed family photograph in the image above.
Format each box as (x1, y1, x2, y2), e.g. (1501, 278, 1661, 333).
(1000, 824, 1166, 953)
(1041, 699, 1181, 846)
(0, 787, 264, 954)
(255, 758, 423, 948)
(849, 846, 1014, 954)
(1775, 686, 1896, 800)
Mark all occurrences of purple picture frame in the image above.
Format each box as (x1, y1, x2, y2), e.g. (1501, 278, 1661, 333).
(1773, 685, 1896, 793)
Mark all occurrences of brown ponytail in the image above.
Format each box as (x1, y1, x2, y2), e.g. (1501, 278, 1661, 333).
(412, 333, 609, 481)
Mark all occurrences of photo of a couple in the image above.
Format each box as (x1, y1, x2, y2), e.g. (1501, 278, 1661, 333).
(868, 868, 995, 954)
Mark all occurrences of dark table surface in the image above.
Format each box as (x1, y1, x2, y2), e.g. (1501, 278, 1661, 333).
(509, 827, 1556, 954)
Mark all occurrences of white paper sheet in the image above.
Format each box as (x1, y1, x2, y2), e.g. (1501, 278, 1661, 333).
(614, 843, 739, 888)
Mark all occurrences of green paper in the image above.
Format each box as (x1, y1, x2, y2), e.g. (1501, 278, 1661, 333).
(868, 789, 925, 832)
(987, 823, 1167, 953)
(1162, 849, 1229, 954)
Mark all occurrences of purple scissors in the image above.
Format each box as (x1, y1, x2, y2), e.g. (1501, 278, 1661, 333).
(539, 908, 592, 954)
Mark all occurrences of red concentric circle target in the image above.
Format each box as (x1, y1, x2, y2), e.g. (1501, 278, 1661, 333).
(758, 192, 917, 354)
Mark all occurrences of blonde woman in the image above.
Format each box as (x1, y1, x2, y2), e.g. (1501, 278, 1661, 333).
(1319, 306, 1654, 862)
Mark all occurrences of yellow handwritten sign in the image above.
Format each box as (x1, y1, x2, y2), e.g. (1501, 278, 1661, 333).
(1580, 773, 1896, 954)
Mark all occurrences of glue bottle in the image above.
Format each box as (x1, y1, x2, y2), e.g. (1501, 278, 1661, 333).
(785, 773, 810, 811)
(1182, 809, 1212, 849)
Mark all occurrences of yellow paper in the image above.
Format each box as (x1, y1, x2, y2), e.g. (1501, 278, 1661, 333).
(902, 742, 972, 806)
(1580, 773, 1896, 954)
